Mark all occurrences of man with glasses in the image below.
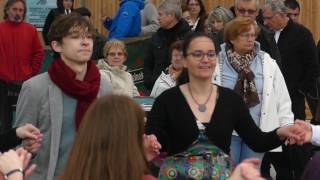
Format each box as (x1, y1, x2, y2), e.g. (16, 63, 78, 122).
(213, 0, 281, 68)
(262, 0, 319, 179)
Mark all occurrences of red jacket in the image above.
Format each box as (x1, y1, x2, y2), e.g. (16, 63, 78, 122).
(0, 20, 44, 81)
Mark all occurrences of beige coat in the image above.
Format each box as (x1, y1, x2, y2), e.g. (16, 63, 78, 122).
(97, 59, 139, 97)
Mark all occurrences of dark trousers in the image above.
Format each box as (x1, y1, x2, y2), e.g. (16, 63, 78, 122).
(0, 80, 21, 133)
(261, 92, 312, 180)
(261, 144, 313, 180)
(0, 81, 11, 133)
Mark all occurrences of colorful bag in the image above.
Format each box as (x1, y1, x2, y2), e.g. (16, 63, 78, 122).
(157, 131, 235, 179)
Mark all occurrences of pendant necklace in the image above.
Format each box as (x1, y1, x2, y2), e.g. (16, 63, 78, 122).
(188, 83, 213, 112)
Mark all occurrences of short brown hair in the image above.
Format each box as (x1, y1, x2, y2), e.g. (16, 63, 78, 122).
(47, 13, 96, 44)
(60, 95, 148, 180)
(223, 16, 260, 43)
(169, 40, 183, 58)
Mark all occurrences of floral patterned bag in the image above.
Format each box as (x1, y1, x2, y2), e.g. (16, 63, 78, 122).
(157, 124, 234, 179)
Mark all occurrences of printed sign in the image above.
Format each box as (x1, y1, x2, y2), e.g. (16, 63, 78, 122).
(26, 0, 56, 29)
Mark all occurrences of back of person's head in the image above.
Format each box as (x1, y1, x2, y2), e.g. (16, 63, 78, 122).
(60, 95, 148, 180)
(208, 6, 234, 25)
(223, 16, 260, 43)
(284, 0, 300, 11)
(73, 7, 92, 17)
(3, 0, 26, 20)
(103, 39, 127, 58)
(158, 0, 182, 20)
(47, 13, 96, 45)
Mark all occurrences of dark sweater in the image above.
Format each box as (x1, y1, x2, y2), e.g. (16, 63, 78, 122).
(145, 86, 282, 155)
(0, 128, 21, 152)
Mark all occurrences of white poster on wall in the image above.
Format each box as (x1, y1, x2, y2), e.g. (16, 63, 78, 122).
(26, 0, 57, 30)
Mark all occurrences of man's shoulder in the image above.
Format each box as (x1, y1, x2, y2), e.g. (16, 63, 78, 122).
(24, 73, 51, 89)
(20, 21, 37, 30)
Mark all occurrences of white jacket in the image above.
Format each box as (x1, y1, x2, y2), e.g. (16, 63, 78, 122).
(214, 44, 294, 152)
(150, 71, 176, 97)
(97, 59, 139, 97)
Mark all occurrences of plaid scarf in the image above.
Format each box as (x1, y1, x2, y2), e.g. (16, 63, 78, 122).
(226, 47, 260, 107)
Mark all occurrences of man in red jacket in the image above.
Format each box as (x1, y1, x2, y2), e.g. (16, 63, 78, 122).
(0, 0, 44, 133)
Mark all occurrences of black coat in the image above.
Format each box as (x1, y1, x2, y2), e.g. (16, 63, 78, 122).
(42, 8, 71, 45)
(0, 128, 21, 152)
(277, 19, 319, 95)
(143, 19, 190, 90)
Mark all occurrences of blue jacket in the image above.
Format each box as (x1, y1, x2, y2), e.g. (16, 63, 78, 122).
(104, 0, 144, 39)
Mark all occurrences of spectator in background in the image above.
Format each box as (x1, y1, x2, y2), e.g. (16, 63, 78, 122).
(60, 95, 158, 180)
(102, 0, 144, 40)
(284, 0, 300, 24)
(214, 17, 294, 169)
(150, 40, 183, 97)
(15, 14, 112, 180)
(140, 0, 160, 35)
(213, 0, 281, 67)
(42, 0, 74, 45)
(73, 7, 107, 61)
(182, 9, 192, 24)
(0, 0, 44, 133)
(97, 39, 139, 97)
(206, 6, 234, 33)
(143, 1, 190, 91)
(262, 1, 319, 179)
(185, 0, 206, 32)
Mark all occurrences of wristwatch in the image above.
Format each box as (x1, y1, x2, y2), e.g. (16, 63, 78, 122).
(4, 168, 23, 180)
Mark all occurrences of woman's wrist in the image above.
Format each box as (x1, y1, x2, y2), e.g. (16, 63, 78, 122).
(4, 168, 23, 180)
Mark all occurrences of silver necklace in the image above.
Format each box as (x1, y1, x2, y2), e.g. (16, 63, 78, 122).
(188, 83, 213, 112)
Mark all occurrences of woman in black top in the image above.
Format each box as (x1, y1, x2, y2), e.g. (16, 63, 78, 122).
(145, 32, 305, 178)
(42, 0, 74, 45)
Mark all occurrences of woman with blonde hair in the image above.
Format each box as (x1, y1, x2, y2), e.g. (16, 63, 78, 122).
(60, 95, 158, 180)
(97, 39, 139, 97)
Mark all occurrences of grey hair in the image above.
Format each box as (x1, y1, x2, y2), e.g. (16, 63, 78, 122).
(234, 0, 260, 9)
(208, 6, 234, 24)
(158, 0, 182, 20)
(263, 0, 288, 14)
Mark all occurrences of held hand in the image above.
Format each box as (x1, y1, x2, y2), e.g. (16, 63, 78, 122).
(16, 123, 43, 141)
(15, 148, 36, 178)
(276, 124, 306, 145)
(22, 139, 41, 154)
(0, 150, 23, 175)
(295, 120, 312, 143)
(229, 158, 265, 180)
(143, 134, 162, 161)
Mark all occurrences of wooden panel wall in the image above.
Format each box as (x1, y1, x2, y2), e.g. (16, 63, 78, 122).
(0, 0, 318, 41)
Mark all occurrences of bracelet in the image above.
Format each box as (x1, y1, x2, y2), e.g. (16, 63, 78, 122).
(4, 168, 23, 180)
